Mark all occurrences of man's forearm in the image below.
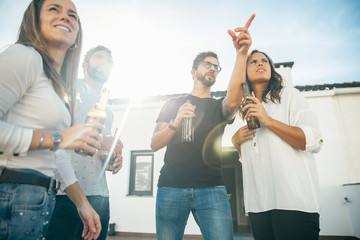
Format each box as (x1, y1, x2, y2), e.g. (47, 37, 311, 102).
(150, 122, 176, 152)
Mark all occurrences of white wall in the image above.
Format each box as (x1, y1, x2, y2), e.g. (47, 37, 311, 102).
(107, 88, 360, 236)
(107, 101, 160, 233)
(275, 65, 293, 87)
(302, 89, 360, 236)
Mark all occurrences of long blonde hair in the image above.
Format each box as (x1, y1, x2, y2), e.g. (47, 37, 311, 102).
(16, 0, 82, 119)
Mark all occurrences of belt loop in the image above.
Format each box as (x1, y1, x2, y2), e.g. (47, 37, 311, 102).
(48, 178, 60, 194)
(55, 179, 60, 192)
(48, 178, 54, 194)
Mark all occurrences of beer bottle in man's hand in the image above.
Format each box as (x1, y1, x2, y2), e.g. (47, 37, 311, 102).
(105, 128, 120, 172)
(181, 100, 194, 143)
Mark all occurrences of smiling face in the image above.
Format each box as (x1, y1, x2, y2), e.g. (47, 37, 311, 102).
(246, 52, 272, 84)
(39, 0, 79, 50)
(193, 56, 219, 87)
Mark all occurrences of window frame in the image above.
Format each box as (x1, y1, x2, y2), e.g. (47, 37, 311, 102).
(128, 150, 154, 196)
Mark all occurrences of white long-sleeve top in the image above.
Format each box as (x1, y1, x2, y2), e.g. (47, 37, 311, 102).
(0, 44, 77, 190)
(237, 87, 323, 214)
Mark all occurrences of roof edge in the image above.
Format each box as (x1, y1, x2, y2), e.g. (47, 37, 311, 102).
(110, 82, 360, 105)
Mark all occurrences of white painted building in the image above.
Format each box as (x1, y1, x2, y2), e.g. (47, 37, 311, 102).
(105, 63, 360, 238)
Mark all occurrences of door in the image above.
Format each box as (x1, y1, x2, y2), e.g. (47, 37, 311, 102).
(221, 148, 251, 234)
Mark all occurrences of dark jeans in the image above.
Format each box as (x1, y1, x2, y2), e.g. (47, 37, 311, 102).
(249, 209, 320, 240)
(46, 195, 110, 240)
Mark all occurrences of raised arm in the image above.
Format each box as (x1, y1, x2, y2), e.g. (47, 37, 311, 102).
(223, 14, 255, 118)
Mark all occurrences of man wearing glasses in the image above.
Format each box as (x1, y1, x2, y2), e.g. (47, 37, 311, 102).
(150, 14, 255, 240)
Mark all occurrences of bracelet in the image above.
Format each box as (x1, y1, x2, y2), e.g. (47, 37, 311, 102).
(37, 133, 44, 150)
(169, 124, 177, 131)
(168, 120, 177, 131)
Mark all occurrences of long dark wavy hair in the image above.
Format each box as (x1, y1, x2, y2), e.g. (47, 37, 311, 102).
(16, 0, 82, 118)
(246, 50, 283, 103)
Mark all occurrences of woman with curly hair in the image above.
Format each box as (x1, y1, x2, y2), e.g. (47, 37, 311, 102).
(232, 49, 323, 240)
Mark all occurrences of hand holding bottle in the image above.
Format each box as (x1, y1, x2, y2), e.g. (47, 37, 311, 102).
(99, 134, 123, 173)
(173, 100, 196, 127)
(181, 100, 195, 143)
(242, 96, 272, 128)
(76, 87, 109, 157)
(61, 122, 104, 154)
(240, 82, 261, 130)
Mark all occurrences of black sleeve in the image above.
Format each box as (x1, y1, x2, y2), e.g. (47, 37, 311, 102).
(156, 97, 184, 123)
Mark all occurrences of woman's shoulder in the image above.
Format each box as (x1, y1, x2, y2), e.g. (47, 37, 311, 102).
(1, 44, 42, 64)
(0, 44, 43, 84)
(280, 86, 309, 109)
(280, 86, 302, 98)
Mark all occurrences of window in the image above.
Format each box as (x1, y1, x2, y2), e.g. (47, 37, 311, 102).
(129, 150, 154, 196)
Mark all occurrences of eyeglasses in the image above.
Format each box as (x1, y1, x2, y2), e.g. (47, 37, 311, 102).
(199, 61, 222, 73)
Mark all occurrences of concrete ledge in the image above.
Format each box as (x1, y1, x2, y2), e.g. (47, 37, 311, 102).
(109, 232, 202, 239)
(109, 232, 359, 240)
(320, 237, 360, 240)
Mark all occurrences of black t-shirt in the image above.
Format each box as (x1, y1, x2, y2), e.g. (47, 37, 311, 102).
(156, 94, 232, 188)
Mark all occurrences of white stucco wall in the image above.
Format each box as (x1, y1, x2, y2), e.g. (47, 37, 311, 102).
(107, 87, 360, 237)
(275, 65, 293, 87)
(302, 89, 360, 236)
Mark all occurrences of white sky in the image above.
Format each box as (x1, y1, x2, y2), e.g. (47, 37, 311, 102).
(1, 0, 359, 99)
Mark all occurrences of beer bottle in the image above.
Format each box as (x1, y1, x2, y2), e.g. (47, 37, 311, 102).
(240, 82, 261, 130)
(105, 128, 120, 172)
(181, 100, 194, 143)
(75, 87, 109, 157)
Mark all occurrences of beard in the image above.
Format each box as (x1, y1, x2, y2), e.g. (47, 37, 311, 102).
(197, 72, 216, 87)
(87, 64, 109, 84)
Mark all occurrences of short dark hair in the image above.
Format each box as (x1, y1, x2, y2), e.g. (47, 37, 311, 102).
(84, 45, 112, 63)
(192, 51, 218, 69)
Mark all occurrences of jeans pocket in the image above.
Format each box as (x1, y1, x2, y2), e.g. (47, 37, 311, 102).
(0, 184, 55, 239)
(12, 185, 48, 211)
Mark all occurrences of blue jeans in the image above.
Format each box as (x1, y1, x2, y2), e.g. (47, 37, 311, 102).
(46, 195, 110, 240)
(0, 169, 56, 240)
(156, 186, 233, 240)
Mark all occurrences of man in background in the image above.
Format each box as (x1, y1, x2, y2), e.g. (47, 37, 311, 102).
(47, 46, 123, 240)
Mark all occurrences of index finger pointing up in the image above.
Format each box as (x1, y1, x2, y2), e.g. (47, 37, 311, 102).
(245, 13, 256, 29)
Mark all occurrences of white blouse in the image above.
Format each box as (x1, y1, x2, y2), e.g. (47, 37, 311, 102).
(0, 44, 76, 190)
(232, 87, 323, 213)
